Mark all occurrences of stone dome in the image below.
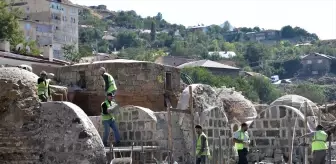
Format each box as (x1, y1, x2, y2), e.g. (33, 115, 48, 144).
(0, 67, 107, 163)
(270, 94, 319, 116)
(0, 67, 39, 128)
(215, 87, 257, 124)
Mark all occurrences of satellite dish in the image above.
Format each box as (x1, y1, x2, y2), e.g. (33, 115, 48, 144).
(25, 45, 31, 53)
(16, 43, 24, 51)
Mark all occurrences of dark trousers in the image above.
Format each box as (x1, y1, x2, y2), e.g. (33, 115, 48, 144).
(196, 155, 207, 164)
(312, 150, 326, 164)
(237, 148, 248, 164)
(38, 94, 48, 102)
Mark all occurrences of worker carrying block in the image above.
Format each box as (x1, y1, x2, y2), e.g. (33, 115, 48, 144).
(298, 125, 328, 164)
(101, 92, 121, 147)
(99, 67, 117, 97)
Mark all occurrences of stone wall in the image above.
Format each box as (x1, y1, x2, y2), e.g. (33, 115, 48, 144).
(248, 105, 311, 163)
(0, 67, 106, 164)
(56, 60, 181, 115)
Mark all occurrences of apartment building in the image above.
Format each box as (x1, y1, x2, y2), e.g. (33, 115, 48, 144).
(7, 0, 80, 60)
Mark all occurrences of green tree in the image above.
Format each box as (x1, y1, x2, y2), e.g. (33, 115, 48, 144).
(222, 21, 231, 32)
(293, 83, 326, 104)
(62, 44, 84, 63)
(0, 1, 24, 46)
(150, 21, 156, 42)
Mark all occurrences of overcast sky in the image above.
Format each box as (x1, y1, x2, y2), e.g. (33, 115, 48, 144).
(72, 0, 336, 40)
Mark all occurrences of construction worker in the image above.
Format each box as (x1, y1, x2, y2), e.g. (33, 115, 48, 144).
(298, 125, 328, 164)
(37, 71, 50, 102)
(195, 125, 210, 164)
(101, 92, 120, 147)
(233, 123, 250, 164)
(99, 67, 117, 97)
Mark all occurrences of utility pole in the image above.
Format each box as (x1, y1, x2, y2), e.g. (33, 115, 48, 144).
(304, 100, 308, 164)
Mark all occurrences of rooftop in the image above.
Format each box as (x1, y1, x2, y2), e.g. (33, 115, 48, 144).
(177, 60, 240, 70)
(0, 51, 68, 65)
(301, 52, 336, 60)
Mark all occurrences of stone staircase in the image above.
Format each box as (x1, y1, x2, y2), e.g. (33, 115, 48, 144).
(0, 128, 41, 164)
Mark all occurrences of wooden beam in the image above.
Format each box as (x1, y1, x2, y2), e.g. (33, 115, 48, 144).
(304, 100, 308, 164)
(189, 85, 196, 162)
(165, 97, 173, 164)
(170, 108, 191, 114)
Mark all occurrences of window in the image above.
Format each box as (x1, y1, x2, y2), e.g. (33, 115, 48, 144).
(307, 60, 312, 64)
(312, 71, 318, 75)
(317, 59, 323, 63)
(165, 72, 172, 91)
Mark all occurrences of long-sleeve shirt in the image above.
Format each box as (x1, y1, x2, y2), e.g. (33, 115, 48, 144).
(102, 74, 109, 92)
(101, 100, 112, 115)
(37, 78, 50, 96)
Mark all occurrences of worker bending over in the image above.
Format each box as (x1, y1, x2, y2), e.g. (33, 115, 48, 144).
(99, 67, 117, 96)
(195, 125, 210, 164)
(299, 125, 328, 164)
(37, 71, 50, 102)
(233, 123, 250, 164)
(101, 93, 120, 147)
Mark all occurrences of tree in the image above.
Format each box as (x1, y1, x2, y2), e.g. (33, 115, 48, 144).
(281, 25, 296, 38)
(0, 1, 24, 46)
(156, 12, 162, 21)
(62, 44, 84, 63)
(253, 26, 261, 32)
(222, 21, 231, 32)
(293, 83, 326, 104)
(150, 21, 156, 42)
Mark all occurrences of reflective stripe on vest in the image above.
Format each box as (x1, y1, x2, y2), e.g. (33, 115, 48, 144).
(101, 100, 114, 121)
(196, 132, 210, 156)
(235, 131, 246, 150)
(104, 73, 117, 92)
(37, 79, 49, 96)
(312, 130, 328, 151)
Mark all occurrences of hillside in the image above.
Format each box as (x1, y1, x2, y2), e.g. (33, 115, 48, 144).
(77, 5, 336, 78)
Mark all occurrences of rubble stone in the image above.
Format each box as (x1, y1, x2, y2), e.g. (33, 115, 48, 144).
(0, 67, 106, 164)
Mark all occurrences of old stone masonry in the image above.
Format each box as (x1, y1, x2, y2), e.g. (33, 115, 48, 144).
(1, 60, 336, 164)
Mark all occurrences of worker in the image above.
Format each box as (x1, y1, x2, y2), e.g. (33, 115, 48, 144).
(195, 125, 210, 164)
(298, 125, 328, 164)
(233, 123, 250, 164)
(99, 67, 117, 97)
(101, 92, 120, 147)
(37, 71, 50, 102)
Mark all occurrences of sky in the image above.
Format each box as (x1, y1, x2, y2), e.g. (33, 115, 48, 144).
(71, 0, 336, 40)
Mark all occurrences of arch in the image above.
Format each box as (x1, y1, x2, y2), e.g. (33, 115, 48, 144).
(257, 104, 316, 131)
(270, 94, 319, 117)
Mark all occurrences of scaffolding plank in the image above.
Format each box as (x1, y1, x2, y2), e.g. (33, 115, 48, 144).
(105, 146, 158, 153)
(170, 108, 191, 114)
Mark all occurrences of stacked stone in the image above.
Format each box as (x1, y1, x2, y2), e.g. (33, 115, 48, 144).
(56, 60, 181, 112)
(0, 68, 106, 164)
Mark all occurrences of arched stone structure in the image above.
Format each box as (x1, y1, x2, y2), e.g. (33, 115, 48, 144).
(249, 104, 315, 163)
(271, 94, 319, 127)
(115, 106, 157, 145)
(0, 67, 106, 164)
(215, 87, 257, 124)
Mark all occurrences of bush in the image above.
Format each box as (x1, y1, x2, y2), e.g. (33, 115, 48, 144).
(292, 83, 326, 104)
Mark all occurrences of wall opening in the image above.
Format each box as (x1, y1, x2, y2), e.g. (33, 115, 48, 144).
(77, 71, 86, 89)
(165, 72, 172, 91)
